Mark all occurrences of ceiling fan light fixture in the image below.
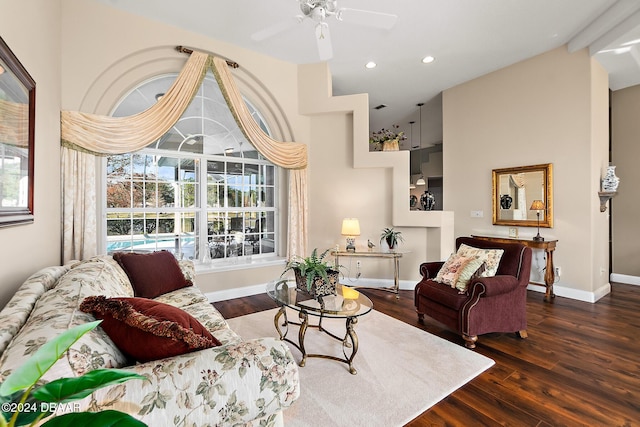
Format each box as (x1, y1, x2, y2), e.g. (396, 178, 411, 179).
(365, 61, 377, 69)
(311, 6, 327, 21)
(255, 0, 398, 62)
(315, 22, 333, 59)
(422, 55, 435, 64)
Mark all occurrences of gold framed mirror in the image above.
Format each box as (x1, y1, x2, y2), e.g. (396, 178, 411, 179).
(0, 36, 35, 227)
(492, 163, 553, 228)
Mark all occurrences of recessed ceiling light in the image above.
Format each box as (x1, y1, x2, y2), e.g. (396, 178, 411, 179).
(422, 56, 435, 64)
(365, 61, 377, 69)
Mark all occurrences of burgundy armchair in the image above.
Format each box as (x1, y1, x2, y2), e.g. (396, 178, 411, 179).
(414, 237, 532, 349)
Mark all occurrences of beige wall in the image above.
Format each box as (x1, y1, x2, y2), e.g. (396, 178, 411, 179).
(0, 0, 62, 308)
(59, 0, 310, 296)
(0, 0, 619, 306)
(298, 62, 454, 285)
(443, 46, 611, 302)
(611, 84, 640, 278)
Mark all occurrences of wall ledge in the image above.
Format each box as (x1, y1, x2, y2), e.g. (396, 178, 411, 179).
(298, 62, 454, 259)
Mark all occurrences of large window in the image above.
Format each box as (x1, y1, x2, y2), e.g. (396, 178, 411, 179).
(104, 72, 278, 263)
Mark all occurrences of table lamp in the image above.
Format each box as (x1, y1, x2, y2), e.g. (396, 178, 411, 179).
(530, 200, 545, 242)
(341, 218, 360, 252)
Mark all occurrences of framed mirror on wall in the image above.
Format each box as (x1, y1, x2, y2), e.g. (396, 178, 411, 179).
(492, 163, 553, 228)
(0, 36, 35, 227)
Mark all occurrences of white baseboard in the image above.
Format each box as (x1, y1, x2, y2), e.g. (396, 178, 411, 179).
(340, 277, 415, 291)
(209, 278, 620, 304)
(205, 283, 268, 303)
(205, 277, 417, 303)
(527, 281, 611, 303)
(610, 273, 640, 286)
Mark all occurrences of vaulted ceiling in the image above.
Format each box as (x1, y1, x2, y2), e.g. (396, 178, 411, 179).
(96, 0, 640, 147)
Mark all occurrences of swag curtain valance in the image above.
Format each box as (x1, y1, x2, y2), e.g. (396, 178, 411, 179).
(61, 50, 308, 262)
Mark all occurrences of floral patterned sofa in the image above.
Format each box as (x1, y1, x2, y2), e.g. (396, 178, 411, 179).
(0, 255, 300, 426)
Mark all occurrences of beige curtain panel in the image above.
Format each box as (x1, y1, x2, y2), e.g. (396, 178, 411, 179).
(61, 50, 308, 261)
(61, 147, 97, 263)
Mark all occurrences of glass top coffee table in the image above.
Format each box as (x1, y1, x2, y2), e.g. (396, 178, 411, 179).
(266, 279, 373, 374)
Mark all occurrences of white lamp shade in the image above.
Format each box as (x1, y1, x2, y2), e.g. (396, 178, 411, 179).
(416, 176, 426, 186)
(341, 218, 361, 236)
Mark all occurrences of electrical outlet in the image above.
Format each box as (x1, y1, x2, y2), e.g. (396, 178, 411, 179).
(555, 266, 561, 277)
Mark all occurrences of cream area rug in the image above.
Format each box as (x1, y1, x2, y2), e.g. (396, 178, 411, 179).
(227, 308, 494, 427)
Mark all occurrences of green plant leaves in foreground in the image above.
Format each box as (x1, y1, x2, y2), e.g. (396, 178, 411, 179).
(32, 369, 147, 403)
(0, 321, 102, 397)
(41, 410, 147, 427)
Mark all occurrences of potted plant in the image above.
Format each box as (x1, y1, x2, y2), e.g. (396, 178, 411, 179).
(0, 321, 147, 427)
(281, 248, 339, 300)
(380, 227, 404, 251)
(369, 125, 406, 151)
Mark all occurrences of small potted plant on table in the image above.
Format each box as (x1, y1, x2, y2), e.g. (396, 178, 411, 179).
(281, 248, 339, 301)
(380, 227, 404, 252)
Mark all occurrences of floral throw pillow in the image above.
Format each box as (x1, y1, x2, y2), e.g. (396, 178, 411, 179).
(456, 244, 504, 277)
(454, 259, 486, 293)
(434, 253, 474, 287)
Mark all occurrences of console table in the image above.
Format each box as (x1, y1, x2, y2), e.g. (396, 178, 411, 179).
(471, 235, 558, 302)
(331, 250, 403, 298)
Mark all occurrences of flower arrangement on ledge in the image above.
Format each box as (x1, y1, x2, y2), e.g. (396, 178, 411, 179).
(369, 125, 406, 151)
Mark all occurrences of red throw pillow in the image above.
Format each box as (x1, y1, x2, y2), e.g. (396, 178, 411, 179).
(80, 296, 220, 363)
(112, 251, 192, 298)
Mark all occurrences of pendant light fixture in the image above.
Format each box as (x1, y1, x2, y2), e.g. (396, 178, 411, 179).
(415, 103, 426, 186)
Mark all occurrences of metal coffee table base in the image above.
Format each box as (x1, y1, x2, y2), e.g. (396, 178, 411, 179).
(273, 306, 360, 375)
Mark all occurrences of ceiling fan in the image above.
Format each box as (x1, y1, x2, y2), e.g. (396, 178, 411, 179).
(251, 0, 398, 61)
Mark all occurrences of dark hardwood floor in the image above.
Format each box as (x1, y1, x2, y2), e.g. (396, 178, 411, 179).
(214, 283, 640, 426)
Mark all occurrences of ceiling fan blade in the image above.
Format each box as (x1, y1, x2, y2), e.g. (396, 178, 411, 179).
(315, 22, 333, 60)
(251, 16, 302, 41)
(337, 8, 398, 30)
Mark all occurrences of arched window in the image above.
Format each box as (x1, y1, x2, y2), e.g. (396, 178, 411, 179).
(104, 72, 278, 264)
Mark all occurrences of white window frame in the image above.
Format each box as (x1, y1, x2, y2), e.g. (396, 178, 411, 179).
(100, 73, 282, 269)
